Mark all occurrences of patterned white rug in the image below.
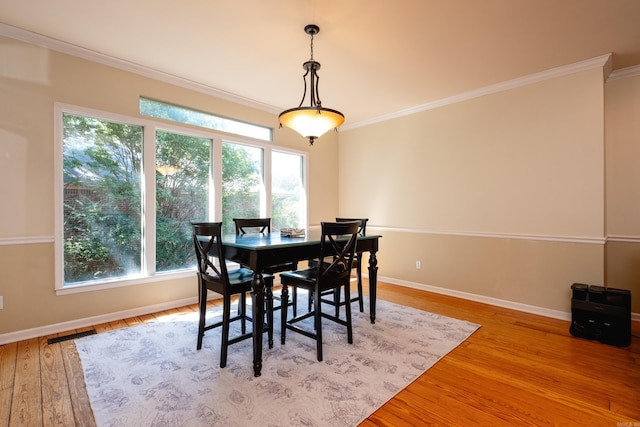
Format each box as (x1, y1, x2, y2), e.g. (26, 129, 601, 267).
(75, 296, 479, 426)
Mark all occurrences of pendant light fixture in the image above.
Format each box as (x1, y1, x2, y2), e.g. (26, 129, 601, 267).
(279, 24, 344, 145)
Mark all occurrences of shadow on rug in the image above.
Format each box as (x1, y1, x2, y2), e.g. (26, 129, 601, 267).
(75, 297, 480, 426)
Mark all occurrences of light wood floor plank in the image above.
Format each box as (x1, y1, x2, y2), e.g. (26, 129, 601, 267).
(60, 340, 96, 427)
(1, 280, 638, 425)
(457, 329, 639, 414)
(0, 342, 17, 427)
(39, 336, 75, 426)
(426, 357, 627, 425)
(8, 338, 42, 427)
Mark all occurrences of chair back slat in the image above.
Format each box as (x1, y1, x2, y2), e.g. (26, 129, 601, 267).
(233, 218, 271, 235)
(192, 222, 228, 281)
(336, 217, 368, 236)
(318, 221, 360, 282)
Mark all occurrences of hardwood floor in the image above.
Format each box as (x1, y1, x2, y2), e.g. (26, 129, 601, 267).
(1, 281, 639, 426)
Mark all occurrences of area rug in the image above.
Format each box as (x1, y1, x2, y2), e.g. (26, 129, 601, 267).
(75, 296, 480, 426)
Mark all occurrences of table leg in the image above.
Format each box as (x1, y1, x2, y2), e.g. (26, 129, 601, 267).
(280, 283, 289, 345)
(265, 278, 274, 349)
(251, 272, 266, 377)
(368, 250, 378, 324)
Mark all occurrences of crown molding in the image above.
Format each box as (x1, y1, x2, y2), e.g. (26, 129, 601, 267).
(342, 53, 613, 131)
(0, 23, 628, 131)
(0, 22, 281, 115)
(608, 64, 640, 82)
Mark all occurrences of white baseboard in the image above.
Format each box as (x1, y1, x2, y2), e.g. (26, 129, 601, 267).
(375, 275, 640, 323)
(0, 296, 207, 345)
(1, 276, 636, 346)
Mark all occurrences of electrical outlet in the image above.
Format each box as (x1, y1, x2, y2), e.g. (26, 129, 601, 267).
(415, 260, 421, 269)
(0, 296, 3, 309)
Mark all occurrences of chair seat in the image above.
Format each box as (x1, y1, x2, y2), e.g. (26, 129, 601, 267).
(280, 267, 314, 282)
(201, 268, 256, 294)
(305, 257, 357, 315)
(227, 267, 259, 285)
(281, 268, 347, 291)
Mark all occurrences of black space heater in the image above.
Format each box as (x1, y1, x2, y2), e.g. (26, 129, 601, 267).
(570, 283, 631, 347)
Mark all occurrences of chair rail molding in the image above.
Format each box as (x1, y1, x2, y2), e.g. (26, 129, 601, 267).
(0, 236, 54, 246)
(607, 235, 640, 244)
(367, 226, 606, 245)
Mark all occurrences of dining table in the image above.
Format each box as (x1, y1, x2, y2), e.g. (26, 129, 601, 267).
(221, 230, 381, 377)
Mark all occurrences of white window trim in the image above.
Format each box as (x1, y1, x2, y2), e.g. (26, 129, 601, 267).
(54, 102, 308, 295)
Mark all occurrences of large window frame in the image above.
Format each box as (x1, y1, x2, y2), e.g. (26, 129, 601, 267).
(54, 103, 307, 295)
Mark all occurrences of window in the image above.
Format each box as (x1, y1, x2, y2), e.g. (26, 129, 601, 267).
(140, 97, 271, 141)
(62, 113, 143, 284)
(56, 104, 306, 292)
(272, 151, 306, 230)
(155, 131, 211, 272)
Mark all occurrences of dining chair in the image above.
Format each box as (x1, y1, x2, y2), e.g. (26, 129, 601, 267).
(233, 218, 299, 315)
(326, 217, 369, 312)
(306, 218, 368, 317)
(279, 220, 360, 361)
(192, 221, 274, 368)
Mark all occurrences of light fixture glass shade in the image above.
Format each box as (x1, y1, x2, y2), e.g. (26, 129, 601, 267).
(280, 24, 344, 145)
(279, 107, 345, 143)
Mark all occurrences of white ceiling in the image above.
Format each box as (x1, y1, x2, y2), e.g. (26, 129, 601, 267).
(1, 0, 640, 126)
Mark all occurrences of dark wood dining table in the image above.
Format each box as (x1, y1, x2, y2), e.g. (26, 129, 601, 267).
(221, 230, 381, 377)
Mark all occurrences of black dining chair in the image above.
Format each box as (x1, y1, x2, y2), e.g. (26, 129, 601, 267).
(324, 217, 369, 313)
(192, 221, 274, 368)
(233, 218, 300, 315)
(279, 220, 360, 361)
(306, 218, 368, 317)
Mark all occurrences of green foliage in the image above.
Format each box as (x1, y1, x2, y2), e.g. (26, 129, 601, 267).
(63, 114, 265, 281)
(221, 143, 261, 234)
(63, 199, 141, 282)
(63, 114, 142, 282)
(154, 131, 210, 271)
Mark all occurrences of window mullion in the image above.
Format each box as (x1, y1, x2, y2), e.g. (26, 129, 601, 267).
(211, 138, 223, 221)
(143, 126, 157, 276)
(263, 147, 272, 218)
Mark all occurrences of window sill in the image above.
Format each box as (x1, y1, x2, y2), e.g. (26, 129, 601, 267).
(55, 269, 196, 296)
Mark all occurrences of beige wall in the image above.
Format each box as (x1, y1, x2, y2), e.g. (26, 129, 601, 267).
(605, 71, 640, 307)
(1, 33, 637, 340)
(339, 66, 609, 314)
(0, 36, 339, 336)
